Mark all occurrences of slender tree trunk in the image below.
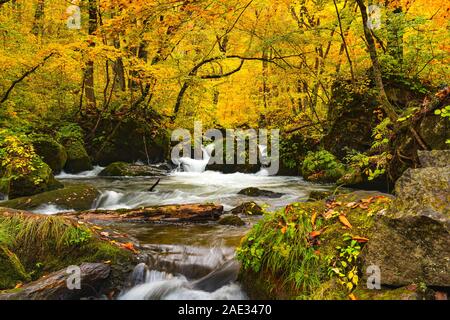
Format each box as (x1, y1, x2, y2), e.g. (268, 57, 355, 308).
(31, 0, 45, 36)
(84, 0, 97, 110)
(356, 0, 398, 121)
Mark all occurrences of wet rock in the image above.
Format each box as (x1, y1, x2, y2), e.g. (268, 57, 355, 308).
(418, 150, 450, 168)
(30, 134, 67, 174)
(62, 204, 224, 223)
(353, 285, 423, 300)
(1, 184, 99, 211)
(218, 214, 245, 226)
(63, 140, 93, 174)
(362, 166, 450, 287)
(0, 245, 31, 290)
(229, 202, 263, 215)
(8, 161, 63, 199)
(0, 263, 110, 300)
(99, 162, 167, 177)
(238, 187, 284, 198)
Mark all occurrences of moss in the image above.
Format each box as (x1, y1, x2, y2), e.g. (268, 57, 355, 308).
(237, 191, 392, 300)
(9, 160, 63, 199)
(1, 184, 99, 211)
(30, 134, 67, 174)
(0, 178, 10, 197)
(354, 286, 420, 300)
(63, 140, 93, 174)
(218, 214, 245, 226)
(0, 212, 133, 286)
(99, 162, 129, 176)
(0, 245, 31, 289)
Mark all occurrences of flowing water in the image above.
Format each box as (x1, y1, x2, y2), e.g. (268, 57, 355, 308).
(43, 165, 334, 299)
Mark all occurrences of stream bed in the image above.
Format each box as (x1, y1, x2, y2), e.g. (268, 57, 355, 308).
(45, 169, 334, 300)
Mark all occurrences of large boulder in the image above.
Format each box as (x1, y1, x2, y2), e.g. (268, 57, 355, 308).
(1, 184, 99, 211)
(30, 134, 67, 174)
(362, 152, 450, 287)
(90, 119, 168, 166)
(99, 162, 167, 177)
(63, 140, 93, 174)
(8, 161, 63, 199)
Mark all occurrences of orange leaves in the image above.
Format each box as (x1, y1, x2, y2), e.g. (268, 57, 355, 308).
(309, 230, 322, 238)
(338, 214, 352, 229)
(311, 211, 318, 226)
(352, 236, 369, 243)
(121, 242, 138, 253)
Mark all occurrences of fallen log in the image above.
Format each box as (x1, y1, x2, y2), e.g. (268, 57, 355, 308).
(0, 263, 110, 300)
(60, 203, 224, 223)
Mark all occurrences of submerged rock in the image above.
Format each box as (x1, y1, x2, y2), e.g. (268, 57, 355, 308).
(362, 158, 450, 287)
(238, 187, 284, 198)
(99, 162, 167, 177)
(30, 134, 67, 174)
(0, 263, 110, 300)
(1, 184, 99, 211)
(229, 202, 263, 215)
(218, 214, 245, 226)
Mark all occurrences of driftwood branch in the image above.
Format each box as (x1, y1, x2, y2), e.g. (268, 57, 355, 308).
(148, 178, 161, 192)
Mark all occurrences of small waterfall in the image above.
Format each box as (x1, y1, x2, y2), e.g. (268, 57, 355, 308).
(118, 244, 247, 300)
(176, 144, 215, 173)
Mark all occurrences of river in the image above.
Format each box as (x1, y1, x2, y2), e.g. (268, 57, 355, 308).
(33, 167, 334, 300)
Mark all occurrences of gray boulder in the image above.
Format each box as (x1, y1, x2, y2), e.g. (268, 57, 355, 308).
(362, 158, 450, 287)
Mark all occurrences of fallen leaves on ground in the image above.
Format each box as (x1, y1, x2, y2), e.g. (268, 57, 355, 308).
(339, 214, 352, 229)
(352, 236, 369, 243)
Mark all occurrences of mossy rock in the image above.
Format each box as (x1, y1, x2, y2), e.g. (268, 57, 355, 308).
(229, 202, 263, 215)
(0, 211, 135, 287)
(99, 162, 167, 177)
(237, 191, 393, 299)
(0, 245, 31, 290)
(238, 187, 284, 198)
(1, 184, 99, 211)
(63, 140, 93, 174)
(8, 161, 63, 200)
(0, 178, 10, 200)
(218, 214, 245, 226)
(30, 134, 67, 174)
(354, 286, 421, 300)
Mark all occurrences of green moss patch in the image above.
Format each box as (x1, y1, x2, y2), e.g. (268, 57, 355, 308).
(237, 191, 392, 299)
(1, 184, 99, 211)
(0, 212, 132, 289)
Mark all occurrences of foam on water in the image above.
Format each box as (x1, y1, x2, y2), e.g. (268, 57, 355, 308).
(56, 166, 104, 179)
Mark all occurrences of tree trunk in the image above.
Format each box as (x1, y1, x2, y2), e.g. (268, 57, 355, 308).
(84, 0, 98, 110)
(31, 0, 45, 36)
(356, 0, 398, 121)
